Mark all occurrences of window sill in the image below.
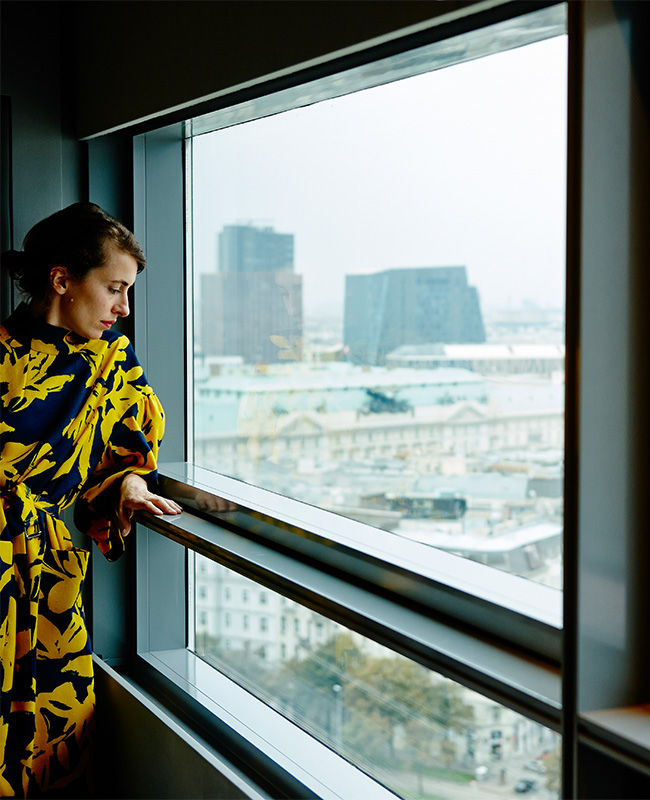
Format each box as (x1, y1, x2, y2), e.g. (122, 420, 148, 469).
(157, 461, 563, 661)
(579, 707, 650, 776)
(135, 648, 400, 800)
(137, 475, 562, 726)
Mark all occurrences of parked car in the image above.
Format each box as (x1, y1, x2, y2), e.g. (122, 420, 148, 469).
(515, 779, 537, 793)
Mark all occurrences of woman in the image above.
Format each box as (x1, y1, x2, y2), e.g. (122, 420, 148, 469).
(0, 203, 182, 797)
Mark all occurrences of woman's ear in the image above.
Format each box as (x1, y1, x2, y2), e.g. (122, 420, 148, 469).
(50, 266, 70, 295)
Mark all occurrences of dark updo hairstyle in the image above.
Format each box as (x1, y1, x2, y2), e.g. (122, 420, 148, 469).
(1, 202, 146, 307)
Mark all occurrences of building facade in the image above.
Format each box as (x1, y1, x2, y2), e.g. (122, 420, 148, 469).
(200, 270, 303, 362)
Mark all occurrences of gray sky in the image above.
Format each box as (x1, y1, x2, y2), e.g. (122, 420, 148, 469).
(192, 34, 567, 319)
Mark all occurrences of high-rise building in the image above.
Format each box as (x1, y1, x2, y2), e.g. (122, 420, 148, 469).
(200, 270, 303, 363)
(344, 266, 485, 365)
(218, 224, 294, 273)
(201, 224, 302, 362)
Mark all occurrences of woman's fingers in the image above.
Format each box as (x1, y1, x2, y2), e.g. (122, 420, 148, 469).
(119, 476, 238, 536)
(146, 494, 183, 515)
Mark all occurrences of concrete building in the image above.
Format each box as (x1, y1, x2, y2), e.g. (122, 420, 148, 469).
(193, 363, 564, 483)
(387, 343, 565, 377)
(200, 269, 303, 362)
(195, 557, 339, 665)
(199, 224, 303, 361)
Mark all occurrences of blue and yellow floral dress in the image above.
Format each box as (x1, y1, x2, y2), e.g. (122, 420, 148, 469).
(0, 302, 165, 797)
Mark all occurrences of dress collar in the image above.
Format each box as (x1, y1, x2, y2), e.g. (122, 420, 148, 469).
(2, 302, 89, 354)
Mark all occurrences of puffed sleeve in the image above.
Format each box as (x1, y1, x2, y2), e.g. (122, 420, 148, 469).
(74, 346, 166, 561)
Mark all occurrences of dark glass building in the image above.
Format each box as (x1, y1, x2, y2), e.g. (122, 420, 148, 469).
(344, 266, 486, 365)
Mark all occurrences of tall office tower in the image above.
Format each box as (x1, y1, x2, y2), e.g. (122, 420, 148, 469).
(200, 224, 302, 362)
(344, 266, 485, 365)
(218, 224, 294, 273)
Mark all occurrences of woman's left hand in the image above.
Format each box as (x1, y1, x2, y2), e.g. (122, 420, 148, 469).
(118, 473, 183, 536)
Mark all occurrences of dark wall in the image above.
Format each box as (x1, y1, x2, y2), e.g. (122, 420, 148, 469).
(0, 1, 84, 316)
(94, 657, 256, 799)
(73, 0, 478, 138)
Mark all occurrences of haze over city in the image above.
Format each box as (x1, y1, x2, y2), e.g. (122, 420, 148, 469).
(192, 34, 568, 318)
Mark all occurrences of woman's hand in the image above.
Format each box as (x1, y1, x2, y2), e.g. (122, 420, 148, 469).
(117, 473, 183, 537)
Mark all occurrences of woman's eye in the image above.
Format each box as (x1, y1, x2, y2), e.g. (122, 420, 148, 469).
(110, 288, 120, 295)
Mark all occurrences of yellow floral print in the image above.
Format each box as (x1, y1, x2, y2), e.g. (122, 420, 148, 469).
(1, 303, 165, 797)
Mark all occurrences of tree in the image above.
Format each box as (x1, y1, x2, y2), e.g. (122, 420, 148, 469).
(258, 633, 475, 776)
(344, 656, 474, 766)
(544, 743, 561, 796)
(259, 632, 363, 738)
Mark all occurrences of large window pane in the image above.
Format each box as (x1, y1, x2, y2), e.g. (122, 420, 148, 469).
(193, 555, 561, 799)
(191, 7, 567, 588)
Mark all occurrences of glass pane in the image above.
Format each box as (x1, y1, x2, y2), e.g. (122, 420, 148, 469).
(194, 556, 562, 799)
(191, 10, 567, 588)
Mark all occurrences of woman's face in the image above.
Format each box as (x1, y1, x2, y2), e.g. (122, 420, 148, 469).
(50, 247, 138, 339)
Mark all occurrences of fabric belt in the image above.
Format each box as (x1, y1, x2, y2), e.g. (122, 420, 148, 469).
(1, 481, 62, 540)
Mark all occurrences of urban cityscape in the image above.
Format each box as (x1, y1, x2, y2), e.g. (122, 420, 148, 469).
(189, 25, 566, 799)
(191, 221, 564, 799)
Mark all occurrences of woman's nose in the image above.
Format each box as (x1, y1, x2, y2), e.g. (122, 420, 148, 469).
(115, 294, 130, 317)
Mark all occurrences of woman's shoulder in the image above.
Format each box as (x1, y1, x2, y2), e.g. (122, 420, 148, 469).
(97, 328, 138, 356)
(102, 328, 130, 350)
(100, 331, 152, 387)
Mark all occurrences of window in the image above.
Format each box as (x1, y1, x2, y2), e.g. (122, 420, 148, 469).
(127, 3, 598, 798)
(190, 5, 567, 593)
(191, 559, 560, 796)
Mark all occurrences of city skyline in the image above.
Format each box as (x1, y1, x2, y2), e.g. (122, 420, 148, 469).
(192, 34, 568, 317)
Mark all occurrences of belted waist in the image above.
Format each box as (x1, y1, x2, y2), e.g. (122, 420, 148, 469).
(1, 481, 62, 539)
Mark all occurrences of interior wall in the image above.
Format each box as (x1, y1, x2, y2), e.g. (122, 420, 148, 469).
(93, 657, 261, 800)
(576, 0, 650, 713)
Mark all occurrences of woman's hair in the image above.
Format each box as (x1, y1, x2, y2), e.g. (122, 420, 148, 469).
(1, 202, 146, 306)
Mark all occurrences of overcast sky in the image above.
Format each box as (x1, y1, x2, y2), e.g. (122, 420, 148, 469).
(192, 34, 568, 319)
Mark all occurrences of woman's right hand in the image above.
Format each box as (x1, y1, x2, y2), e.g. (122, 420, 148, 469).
(117, 473, 183, 536)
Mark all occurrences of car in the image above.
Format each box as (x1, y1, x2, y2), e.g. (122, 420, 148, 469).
(515, 779, 537, 793)
(524, 760, 547, 773)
